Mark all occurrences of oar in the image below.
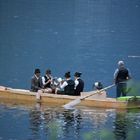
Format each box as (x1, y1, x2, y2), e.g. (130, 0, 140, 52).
(63, 84, 115, 109)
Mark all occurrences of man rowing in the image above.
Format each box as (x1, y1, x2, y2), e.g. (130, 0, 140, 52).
(114, 61, 132, 98)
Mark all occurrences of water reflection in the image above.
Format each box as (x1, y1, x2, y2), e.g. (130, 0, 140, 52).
(28, 103, 82, 139)
(28, 105, 116, 140)
(113, 109, 140, 140)
(29, 103, 44, 139)
(62, 109, 82, 139)
(1, 102, 140, 140)
(113, 112, 128, 140)
(80, 108, 115, 140)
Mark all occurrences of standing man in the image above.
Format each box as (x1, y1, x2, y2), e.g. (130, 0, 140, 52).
(31, 68, 43, 92)
(114, 61, 131, 98)
(74, 72, 84, 96)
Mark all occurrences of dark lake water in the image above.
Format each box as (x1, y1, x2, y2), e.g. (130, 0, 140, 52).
(0, 0, 140, 139)
(0, 103, 140, 140)
(0, 0, 140, 93)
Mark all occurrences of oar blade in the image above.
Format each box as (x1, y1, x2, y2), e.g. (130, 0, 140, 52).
(63, 98, 81, 109)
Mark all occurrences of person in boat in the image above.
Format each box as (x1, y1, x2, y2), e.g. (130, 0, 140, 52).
(55, 71, 75, 95)
(31, 68, 43, 92)
(93, 82, 103, 90)
(93, 82, 107, 95)
(114, 60, 131, 98)
(42, 69, 53, 93)
(74, 72, 84, 96)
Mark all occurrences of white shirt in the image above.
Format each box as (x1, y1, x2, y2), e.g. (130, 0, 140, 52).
(59, 78, 72, 89)
(42, 75, 52, 86)
(74, 78, 79, 89)
(60, 81, 68, 89)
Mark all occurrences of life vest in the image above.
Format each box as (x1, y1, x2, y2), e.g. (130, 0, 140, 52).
(75, 79, 84, 96)
(44, 75, 51, 88)
(64, 79, 75, 95)
(115, 68, 129, 83)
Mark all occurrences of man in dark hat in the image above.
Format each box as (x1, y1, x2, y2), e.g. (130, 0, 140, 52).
(42, 69, 53, 93)
(31, 68, 43, 92)
(74, 72, 84, 96)
(56, 71, 75, 95)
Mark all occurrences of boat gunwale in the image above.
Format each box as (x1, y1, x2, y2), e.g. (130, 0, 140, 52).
(0, 87, 127, 103)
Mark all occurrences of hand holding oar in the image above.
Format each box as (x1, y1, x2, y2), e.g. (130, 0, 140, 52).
(63, 84, 115, 109)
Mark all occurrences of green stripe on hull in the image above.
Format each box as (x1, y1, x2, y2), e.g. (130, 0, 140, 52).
(117, 96, 140, 101)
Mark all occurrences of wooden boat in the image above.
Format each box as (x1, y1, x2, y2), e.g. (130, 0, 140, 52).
(0, 86, 140, 109)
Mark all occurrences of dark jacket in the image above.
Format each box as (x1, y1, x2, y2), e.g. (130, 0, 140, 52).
(64, 79, 75, 95)
(115, 68, 130, 84)
(75, 79, 84, 96)
(31, 75, 43, 92)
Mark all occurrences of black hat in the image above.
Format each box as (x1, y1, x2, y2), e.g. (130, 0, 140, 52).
(46, 69, 51, 74)
(64, 71, 71, 78)
(34, 68, 41, 74)
(74, 72, 82, 77)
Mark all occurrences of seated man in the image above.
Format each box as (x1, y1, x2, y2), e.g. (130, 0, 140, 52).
(74, 72, 84, 96)
(31, 68, 43, 100)
(31, 68, 43, 92)
(42, 69, 53, 93)
(93, 82, 107, 97)
(81, 82, 106, 99)
(55, 71, 75, 95)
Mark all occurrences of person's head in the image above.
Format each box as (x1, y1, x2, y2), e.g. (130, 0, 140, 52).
(46, 69, 51, 75)
(94, 82, 103, 90)
(64, 71, 71, 79)
(74, 72, 82, 79)
(34, 68, 41, 77)
(118, 60, 124, 68)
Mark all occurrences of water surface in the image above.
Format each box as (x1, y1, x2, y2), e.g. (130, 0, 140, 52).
(0, 0, 140, 139)
(0, 103, 140, 140)
(0, 0, 140, 94)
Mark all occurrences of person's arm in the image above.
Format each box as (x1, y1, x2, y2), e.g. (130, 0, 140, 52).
(127, 68, 132, 79)
(31, 78, 39, 91)
(113, 69, 119, 83)
(42, 76, 51, 86)
(60, 81, 68, 89)
(39, 77, 43, 88)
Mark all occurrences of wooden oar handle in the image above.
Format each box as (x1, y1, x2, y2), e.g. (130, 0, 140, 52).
(80, 84, 115, 100)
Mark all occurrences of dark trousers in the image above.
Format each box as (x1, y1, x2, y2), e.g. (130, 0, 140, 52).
(116, 83, 127, 98)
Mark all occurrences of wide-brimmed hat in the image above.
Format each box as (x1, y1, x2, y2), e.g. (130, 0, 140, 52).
(74, 72, 82, 77)
(46, 69, 51, 74)
(64, 71, 71, 78)
(34, 68, 41, 74)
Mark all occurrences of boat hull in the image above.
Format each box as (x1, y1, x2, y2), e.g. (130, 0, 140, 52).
(0, 87, 139, 109)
